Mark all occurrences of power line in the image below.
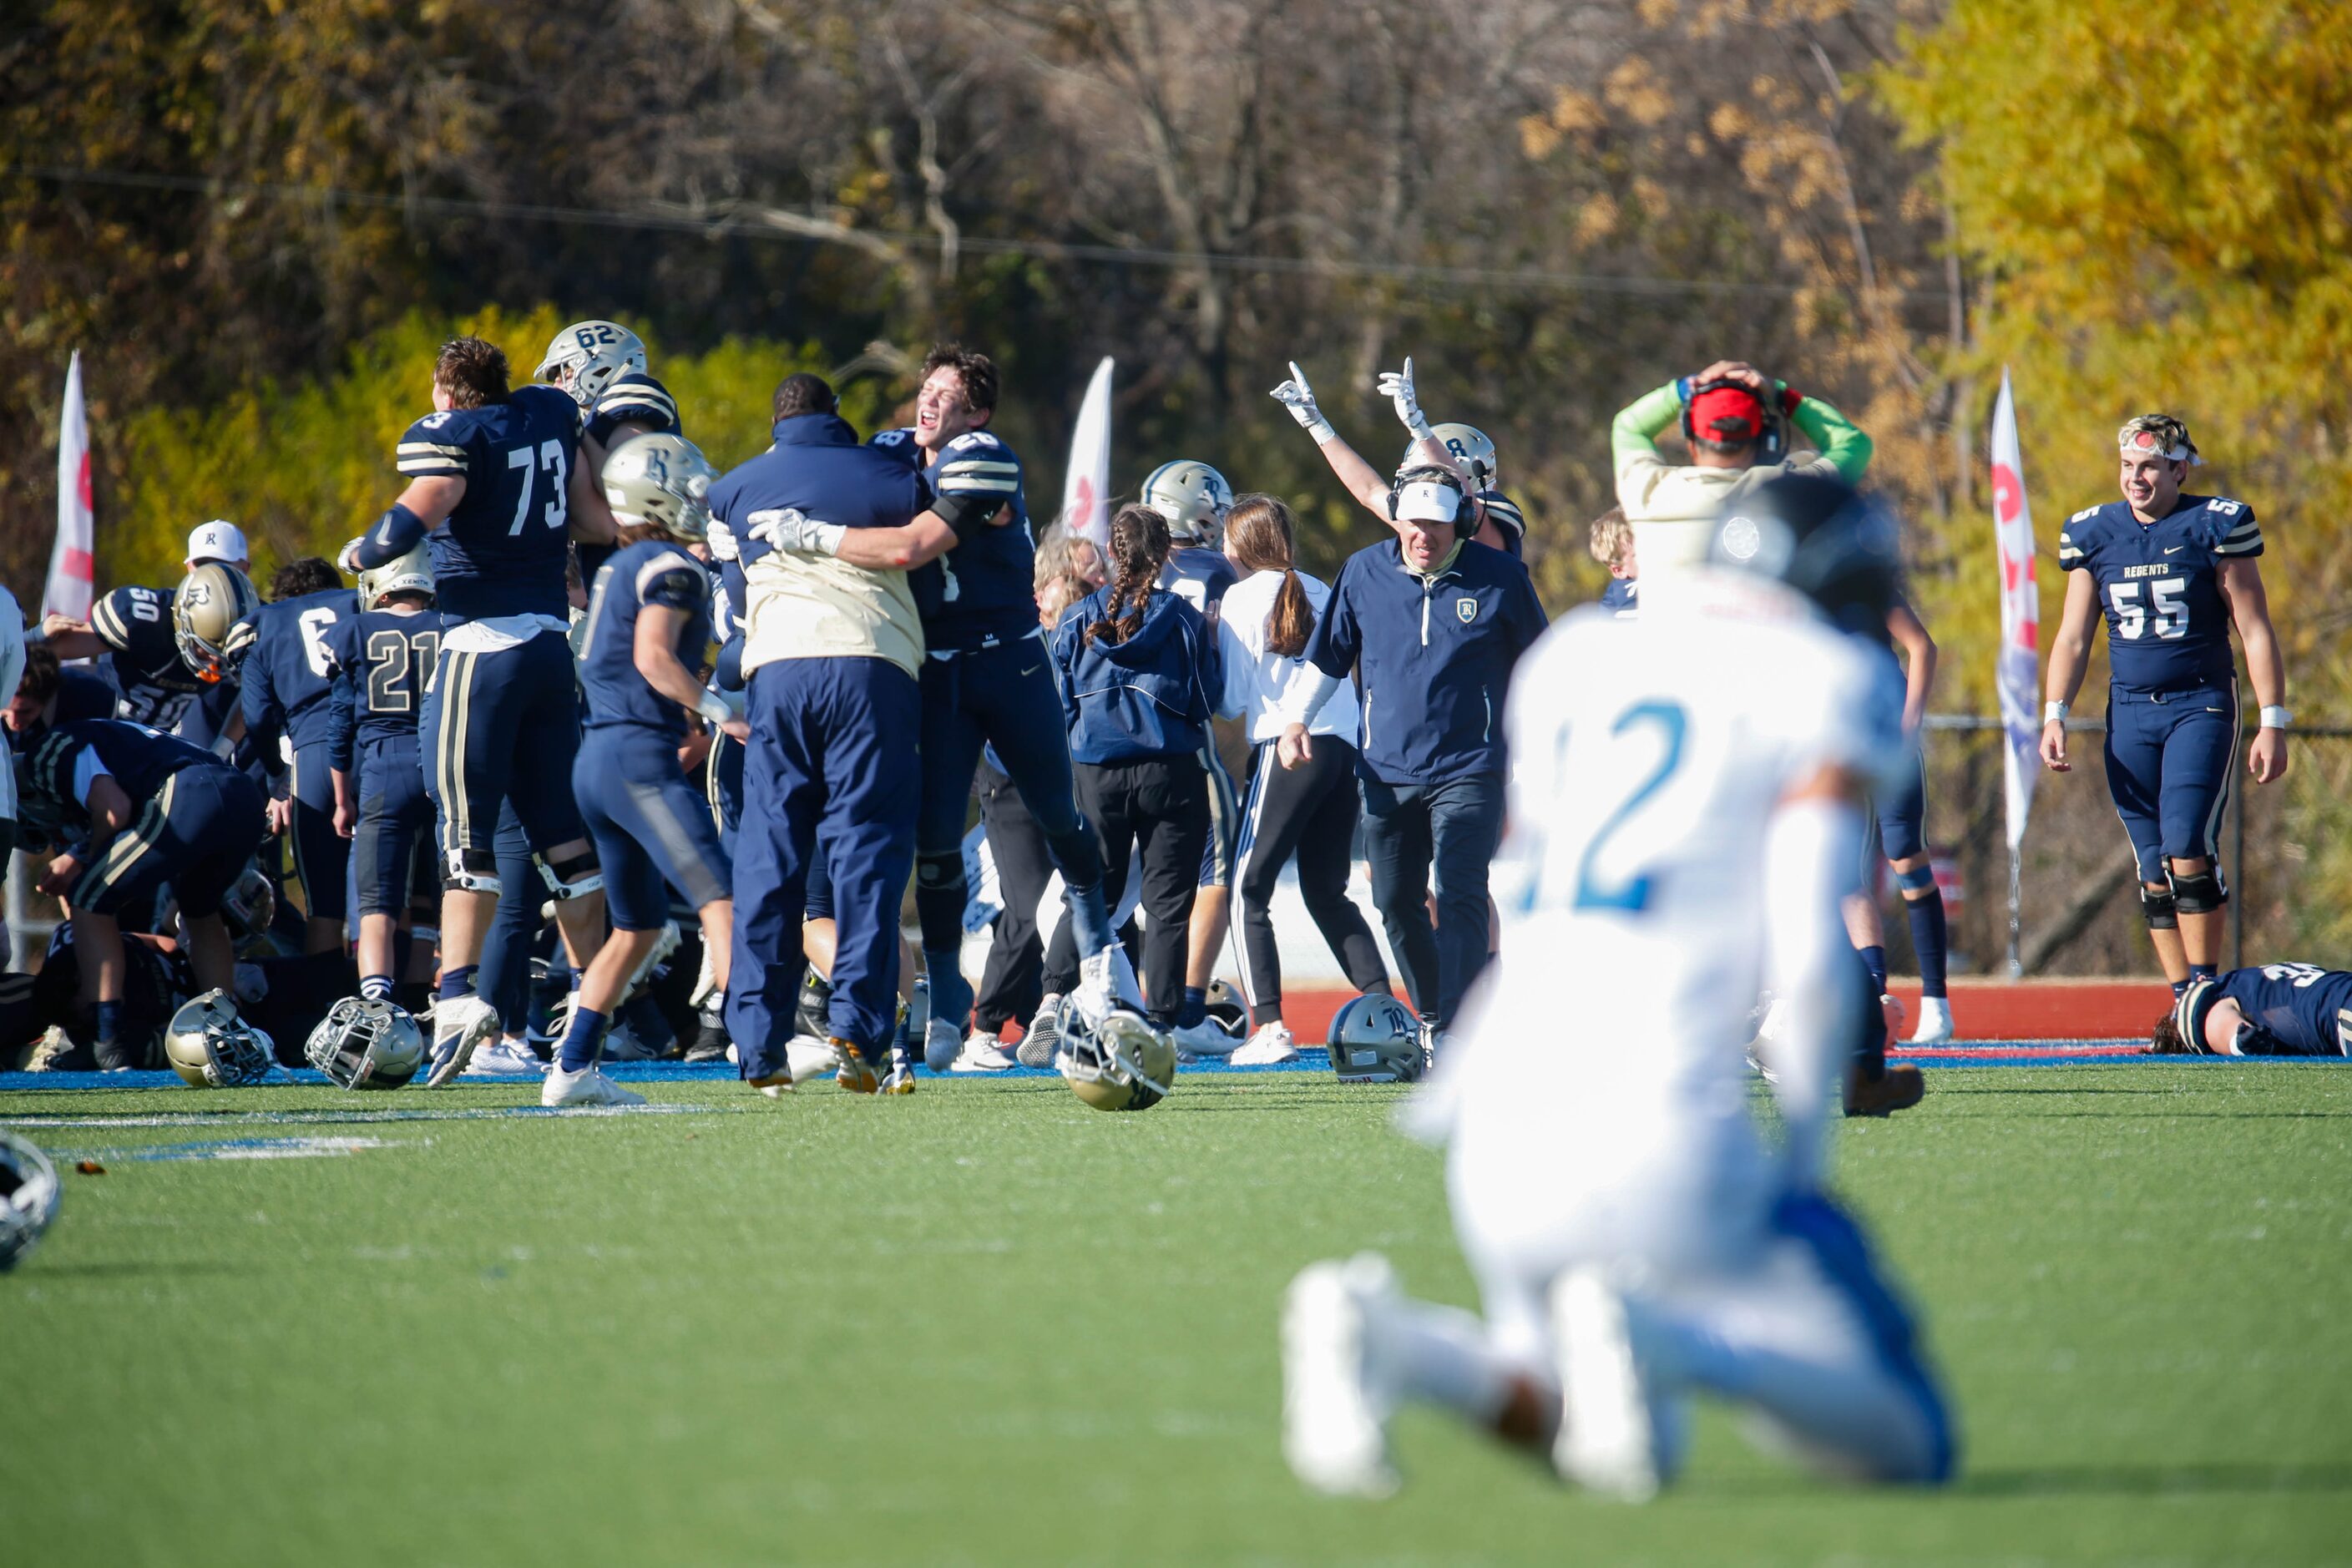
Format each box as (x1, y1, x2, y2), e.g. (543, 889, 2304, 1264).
(18, 163, 1951, 302)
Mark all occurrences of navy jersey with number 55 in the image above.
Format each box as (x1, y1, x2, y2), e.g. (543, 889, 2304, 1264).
(393, 384, 584, 624)
(2215, 962, 2352, 1056)
(2058, 494, 2260, 691)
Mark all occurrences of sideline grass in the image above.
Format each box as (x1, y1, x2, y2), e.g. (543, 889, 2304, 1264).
(3, 1064, 2348, 1565)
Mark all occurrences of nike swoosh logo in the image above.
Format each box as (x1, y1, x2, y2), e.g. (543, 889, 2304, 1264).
(1020, 665, 1043, 677)
(2163, 546, 2185, 554)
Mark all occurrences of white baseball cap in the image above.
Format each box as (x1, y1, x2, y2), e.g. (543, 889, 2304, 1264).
(186, 519, 250, 564)
(1393, 480, 1462, 525)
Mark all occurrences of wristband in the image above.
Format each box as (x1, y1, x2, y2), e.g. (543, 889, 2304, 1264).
(2044, 700, 2068, 726)
(695, 688, 743, 728)
(2259, 705, 2292, 731)
(1304, 415, 1336, 445)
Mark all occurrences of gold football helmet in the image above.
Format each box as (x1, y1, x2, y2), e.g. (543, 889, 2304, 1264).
(173, 561, 262, 684)
(1058, 999, 1177, 1113)
(163, 989, 276, 1088)
(304, 997, 424, 1090)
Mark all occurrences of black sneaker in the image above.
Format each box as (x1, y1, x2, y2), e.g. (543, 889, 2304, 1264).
(684, 1013, 731, 1065)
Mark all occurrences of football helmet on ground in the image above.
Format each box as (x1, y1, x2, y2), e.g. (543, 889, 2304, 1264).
(536, 321, 649, 407)
(1058, 999, 1177, 1113)
(1140, 459, 1234, 544)
(0, 1131, 62, 1272)
(304, 997, 425, 1090)
(164, 989, 277, 1087)
(602, 434, 717, 542)
(173, 562, 262, 684)
(359, 542, 435, 609)
(1327, 994, 1424, 1084)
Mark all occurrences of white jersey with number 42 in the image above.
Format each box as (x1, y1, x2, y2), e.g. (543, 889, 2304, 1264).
(1469, 569, 1904, 1130)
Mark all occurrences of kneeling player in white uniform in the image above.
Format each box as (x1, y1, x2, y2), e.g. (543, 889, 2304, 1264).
(1281, 473, 1956, 1499)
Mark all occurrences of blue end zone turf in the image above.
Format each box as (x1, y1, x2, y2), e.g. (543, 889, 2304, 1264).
(2, 1043, 2344, 1094)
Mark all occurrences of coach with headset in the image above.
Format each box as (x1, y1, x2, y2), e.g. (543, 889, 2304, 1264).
(1273, 463, 1547, 1053)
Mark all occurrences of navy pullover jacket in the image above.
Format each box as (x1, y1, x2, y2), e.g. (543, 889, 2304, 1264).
(1050, 584, 1221, 765)
(1301, 537, 1548, 785)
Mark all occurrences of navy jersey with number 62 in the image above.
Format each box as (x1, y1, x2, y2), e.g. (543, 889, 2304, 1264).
(322, 610, 443, 769)
(393, 384, 585, 624)
(2215, 962, 2352, 1057)
(2058, 494, 2261, 692)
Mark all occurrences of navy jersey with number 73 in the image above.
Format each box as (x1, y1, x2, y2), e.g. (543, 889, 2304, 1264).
(392, 384, 584, 624)
(2057, 493, 2261, 692)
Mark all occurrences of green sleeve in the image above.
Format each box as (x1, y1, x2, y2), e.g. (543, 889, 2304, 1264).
(1789, 393, 1873, 483)
(1610, 382, 1686, 469)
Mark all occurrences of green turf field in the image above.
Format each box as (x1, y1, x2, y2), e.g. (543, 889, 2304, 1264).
(4, 1064, 2348, 1565)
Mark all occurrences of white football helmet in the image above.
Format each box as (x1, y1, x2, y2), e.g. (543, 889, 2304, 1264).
(0, 1130, 62, 1272)
(536, 321, 649, 407)
(173, 562, 262, 685)
(1057, 999, 1177, 1113)
(602, 433, 718, 542)
(1140, 459, 1234, 544)
(305, 997, 425, 1090)
(163, 989, 277, 1088)
(1404, 423, 1499, 493)
(1327, 994, 1424, 1084)
(359, 542, 434, 609)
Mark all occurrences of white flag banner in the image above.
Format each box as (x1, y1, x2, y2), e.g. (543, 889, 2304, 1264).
(45, 350, 95, 624)
(1058, 357, 1115, 550)
(1990, 368, 2040, 850)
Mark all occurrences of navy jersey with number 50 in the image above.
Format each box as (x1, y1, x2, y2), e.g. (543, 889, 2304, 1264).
(873, 427, 1035, 651)
(393, 384, 585, 624)
(322, 609, 443, 767)
(88, 584, 206, 728)
(2058, 494, 2260, 691)
(2215, 962, 2352, 1056)
(579, 540, 714, 741)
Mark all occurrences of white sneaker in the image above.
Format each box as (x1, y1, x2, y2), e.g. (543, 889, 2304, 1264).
(463, 1037, 546, 1076)
(1281, 1254, 1401, 1499)
(922, 1015, 964, 1074)
(1171, 1017, 1242, 1060)
(1550, 1270, 1664, 1500)
(950, 1032, 1019, 1072)
(1017, 998, 1063, 1069)
(541, 1064, 645, 1108)
(424, 994, 502, 1088)
(1908, 994, 1955, 1044)
(1073, 946, 1144, 1030)
(1230, 1020, 1300, 1065)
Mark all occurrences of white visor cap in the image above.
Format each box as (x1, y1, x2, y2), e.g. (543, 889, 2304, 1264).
(1394, 481, 1462, 524)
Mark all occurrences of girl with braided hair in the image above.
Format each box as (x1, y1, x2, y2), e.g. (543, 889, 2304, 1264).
(1044, 504, 1222, 1028)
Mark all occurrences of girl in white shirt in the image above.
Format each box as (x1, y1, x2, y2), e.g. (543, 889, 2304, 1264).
(1216, 495, 1393, 1064)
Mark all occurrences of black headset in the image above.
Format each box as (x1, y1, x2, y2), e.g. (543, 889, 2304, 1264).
(1680, 377, 1789, 463)
(1386, 464, 1479, 539)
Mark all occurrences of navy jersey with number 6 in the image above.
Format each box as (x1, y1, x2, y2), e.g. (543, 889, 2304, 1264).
(239, 588, 361, 761)
(2058, 494, 2260, 691)
(873, 427, 1034, 650)
(322, 610, 443, 766)
(579, 539, 713, 741)
(88, 584, 206, 728)
(393, 384, 585, 624)
(2215, 962, 2352, 1056)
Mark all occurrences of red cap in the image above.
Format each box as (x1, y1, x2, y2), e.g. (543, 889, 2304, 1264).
(1690, 383, 1768, 443)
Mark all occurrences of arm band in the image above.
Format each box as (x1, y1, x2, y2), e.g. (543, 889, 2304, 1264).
(926, 491, 994, 542)
(2045, 700, 2068, 725)
(352, 503, 427, 570)
(2260, 706, 2292, 731)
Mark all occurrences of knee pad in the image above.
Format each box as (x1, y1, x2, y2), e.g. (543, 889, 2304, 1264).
(443, 847, 502, 895)
(538, 848, 604, 902)
(915, 850, 967, 896)
(2168, 866, 2226, 914)
(1894, 863, 1938, 897)
(2138, 884, 2178, 931)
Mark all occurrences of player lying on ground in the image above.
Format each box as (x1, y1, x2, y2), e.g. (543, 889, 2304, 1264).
(1280, 473, 1954, 1500)
(2155, 962, 2352, 1057)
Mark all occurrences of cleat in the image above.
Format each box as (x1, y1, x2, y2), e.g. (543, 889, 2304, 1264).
(424, 994, 502, 1088)
(880, 1044, 917, 1095)
(1844, 1062, 1926, 1118)
(1550, 1269, 1666, 1500)
(1231, 1020, 1300, 1066)
(785, 1034, 840, 1082)
(796, 970, 833, 1041)
(833, 1039, 882, 1095)
(747, 1069, 795, 1099)
(541, 1064, 645, 1108)
(1017, 996, 1063, 1068)
(463, 1037, 547, 1077)
(1281, 1254, 1401, 1498)
(950, 1032, 1019, 1073)
(1907, 995, 1955, 1045)
(1171, 1017, 1242, 1060)
(683, 1015, 731, 1065)
(922, 1015, 964, 1075)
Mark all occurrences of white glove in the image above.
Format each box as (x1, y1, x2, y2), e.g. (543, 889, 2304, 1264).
(746, 507, 847, 557)
(695, 686, 746, 728)
(1269, 361, 1335, 444)
(706, 517, 740, 562)
(1378, 356, 1435, 446)
(336, 537, 367, 574)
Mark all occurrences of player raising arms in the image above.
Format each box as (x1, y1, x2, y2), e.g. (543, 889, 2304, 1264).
(1269, 359, 1525, 556)
(866, 344, 1122, 1073)
(548, 434, 741, 1108)
(1281, 473, 1954, 1500)
(340, 336, 618, 1085)
(2041, 416, 2288, 997)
